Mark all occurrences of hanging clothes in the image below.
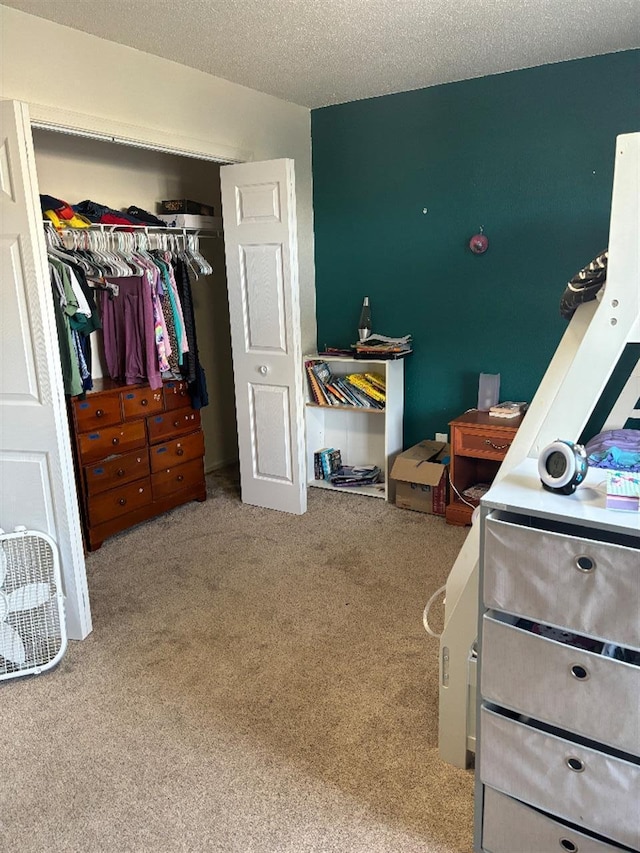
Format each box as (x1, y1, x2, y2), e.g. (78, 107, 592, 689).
(173, 257, 208, 409)
(49, 262, 83, 397)
(98, 275, 163, 390)
(43, 217, 211, 407)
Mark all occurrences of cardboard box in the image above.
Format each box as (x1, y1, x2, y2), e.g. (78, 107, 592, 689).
(160, 199, 215, 216)
(390, 440, 450, 515)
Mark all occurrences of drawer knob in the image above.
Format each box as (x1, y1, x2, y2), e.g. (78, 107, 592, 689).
(173, 420, 180, 427)
(95, 409, 104, 418)
(176, 449, 184, 457)
(118, 498, 127, 506)
(141, 399, 148, 406)
(484, 439, 509, 450)
(177, 474, 184, 482)
(570, 664, 589, 681)
(559, 840, 578, 853)
(112, 437, 120, 446)
(565, 756, 585, 773)
(575, 555, 595, 573)
(116, 468, 125, 478)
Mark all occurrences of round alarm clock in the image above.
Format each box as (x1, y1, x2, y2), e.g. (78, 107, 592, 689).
(538, 440, 588, 494)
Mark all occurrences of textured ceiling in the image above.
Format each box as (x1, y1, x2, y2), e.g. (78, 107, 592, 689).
(3, 0, 639, 108)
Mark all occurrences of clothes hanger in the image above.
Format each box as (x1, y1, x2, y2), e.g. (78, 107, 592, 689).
(187, 232, 213, 276)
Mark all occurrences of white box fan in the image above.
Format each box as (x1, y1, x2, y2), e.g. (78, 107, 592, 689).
(0, 527, 67, 681)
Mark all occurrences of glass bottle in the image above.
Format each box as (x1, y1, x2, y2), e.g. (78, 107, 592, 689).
(358, 297, 372, 342)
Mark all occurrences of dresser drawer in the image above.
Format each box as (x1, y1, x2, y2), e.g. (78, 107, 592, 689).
(452, 425, 515, 460)
(481, 614, 640, 754)
(87, 477, 152, 526)
(147, 408, 201, 443)
(151, 457, 204, 500)
(479, 706, 640, 849)
(149, 430, 205, 473)
(483, 515, 640, 649)
(73, 394, 122, 431)
(121, 387, 164, 420)
(77, 420, 147, 464)
(482, 787, 625, 853)
(84, 450, 150, 496)
(163, 379, 191, 411)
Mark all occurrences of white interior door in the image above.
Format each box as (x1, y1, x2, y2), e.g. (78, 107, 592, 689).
(0, 100, 91, 639)
(221, 159, 307, 514)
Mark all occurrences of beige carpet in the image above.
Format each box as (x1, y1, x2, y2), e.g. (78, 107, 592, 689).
(0, 468, 473, 852)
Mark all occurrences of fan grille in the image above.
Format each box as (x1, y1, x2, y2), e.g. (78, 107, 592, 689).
(0, 533, 65, 678)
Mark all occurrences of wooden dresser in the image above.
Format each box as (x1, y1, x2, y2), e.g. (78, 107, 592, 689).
(69, 378, 206, 550)
(445, 410, 524, 526)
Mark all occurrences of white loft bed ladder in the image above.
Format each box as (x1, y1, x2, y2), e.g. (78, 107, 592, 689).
(437, 131, 640, 769)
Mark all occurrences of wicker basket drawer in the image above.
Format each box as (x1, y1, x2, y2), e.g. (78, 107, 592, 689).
(121, 387, 164, 420)
(483, 515, 640, 649)
(481, 614, 640, 754)
(147, 408, 201, 443)
(87, 477, 152, 526)
(149, 429, 205, 473)
(482, 787, 625, 853)
(84, 449, 150, 496)
(479, 706, 640, 849)
(77, 420, 147, 464)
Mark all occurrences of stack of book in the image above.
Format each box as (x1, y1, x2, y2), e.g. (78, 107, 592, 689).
(305, 360, 386, 409)
(313, 448, 342, 480)
(352, 333, 412, 358)
(328, 465, 381, 488)
(488, 401, 528, 418)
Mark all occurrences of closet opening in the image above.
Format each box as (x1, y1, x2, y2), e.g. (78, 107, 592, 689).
(33, 126, 241, 546)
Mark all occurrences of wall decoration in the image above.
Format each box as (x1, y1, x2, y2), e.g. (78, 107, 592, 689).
(469, 227, 489, 254)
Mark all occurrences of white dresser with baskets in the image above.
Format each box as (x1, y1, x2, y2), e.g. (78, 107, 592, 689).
(474, 458, 640, 853)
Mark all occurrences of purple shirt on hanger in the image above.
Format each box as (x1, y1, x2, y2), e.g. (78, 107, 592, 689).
(99, 275, 162, 389)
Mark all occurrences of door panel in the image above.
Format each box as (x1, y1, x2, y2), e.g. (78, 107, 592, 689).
(221, 159, 306, 514)
(250, 383, 293, 481)
(240, 244, 287, 351)
(0, 100, 90, 638)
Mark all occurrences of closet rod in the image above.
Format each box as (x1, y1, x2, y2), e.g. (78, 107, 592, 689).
(42, 221, 222, 238)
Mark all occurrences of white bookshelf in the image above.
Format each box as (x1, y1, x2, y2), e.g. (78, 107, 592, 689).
(303, 355, 405, 500)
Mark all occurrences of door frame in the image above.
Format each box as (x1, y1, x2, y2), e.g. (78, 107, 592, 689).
(20, 101, 255, 639)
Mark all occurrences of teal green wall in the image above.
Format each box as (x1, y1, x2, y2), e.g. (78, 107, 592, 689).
(311, 51, 640, 446)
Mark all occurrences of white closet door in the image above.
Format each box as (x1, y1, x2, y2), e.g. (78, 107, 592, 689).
(0, 100, 91, 639)
(221, 159, 306, 514)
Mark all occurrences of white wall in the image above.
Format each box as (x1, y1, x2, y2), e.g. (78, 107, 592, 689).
(0, 4, 317, 354)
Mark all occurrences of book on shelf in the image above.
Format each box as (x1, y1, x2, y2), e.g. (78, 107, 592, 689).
(352, 332, 413, 359)
(363, 372, 386, 393)
(328, 464, 381, 487)
(346, 373, 386, 405)
(461, 482, 491, 502)
(313, 448, 343, 480)
(488, 401, 528, 418)
(304, 359, 385, 409)
(304, 361, 326, 405)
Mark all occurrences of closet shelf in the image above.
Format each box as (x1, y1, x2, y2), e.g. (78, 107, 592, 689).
(43, 220, 223, 237)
